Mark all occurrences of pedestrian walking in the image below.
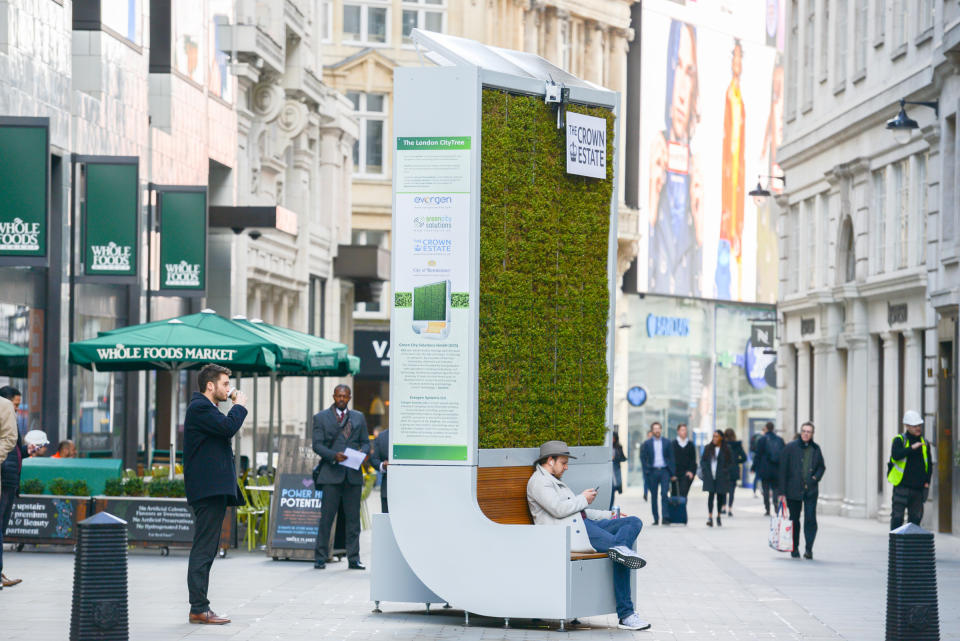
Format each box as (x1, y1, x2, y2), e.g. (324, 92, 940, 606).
(639, 422, 676, 525)
(0, 388, 21, 591)
(753, 421, 784, 516)
(370, 427, 390, 513)
(749, 429, 763, 496)
(672, 423, 697, 497)
(722, 428, 747, 516)
(778, 422, 825, 559)
(700, 430, 733, 527)
(183, 364, 248, 624)
(888, 410, 932, 530)
(641, 428, 652, 502)
(312, 384, 370, 570)
(610, 432, 626, 509)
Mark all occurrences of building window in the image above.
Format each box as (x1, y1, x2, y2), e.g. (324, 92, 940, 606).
(854, 0, 868, 76)
(917, 0, 933, 36)
(343, 2, 388, 45)
(347, 92, 386, 176)
(402, 0, 445, 45)
(790, 204, 800, 293)
(352, 230, 387, 313)
(804, 198, 817, 290)
(818, 193, 830, 286)
(787, 0, 798, 119)
(321, 1, 332, 42)
(101, 0, 143, 45)
(873, 168, 886, 274)
(559, 19, 572, 72)
(893, 160, 909, 269)
(891, 0, 905, 48)
(819, 0, 829, 82)
(834, 0, 847, 88)
(916, 153, 927, 265)
(803, 2, 815, 108)
(875, 0, 885, 44)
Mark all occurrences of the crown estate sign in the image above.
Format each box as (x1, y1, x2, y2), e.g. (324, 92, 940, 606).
(565, 111, 606, 179)
(158, 188, 207, 293)
(83, 160, 139, 277)
(0, 118, 49, 262)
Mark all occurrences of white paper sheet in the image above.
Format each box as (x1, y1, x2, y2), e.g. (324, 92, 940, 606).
(341, 447, 366, 470)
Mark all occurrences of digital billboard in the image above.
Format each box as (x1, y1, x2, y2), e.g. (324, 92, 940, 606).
(638, 0, 783, 304)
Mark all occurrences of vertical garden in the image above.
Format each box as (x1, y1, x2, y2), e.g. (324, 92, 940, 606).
(478, 89, 615, 449)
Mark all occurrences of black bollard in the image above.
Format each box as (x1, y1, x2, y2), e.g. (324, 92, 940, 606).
(70, 512, 129, 641)
(885, 522, 940, 641)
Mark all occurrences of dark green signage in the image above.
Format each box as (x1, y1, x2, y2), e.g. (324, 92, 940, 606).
(158, 189, 207, 292)
(0, 119, 48, 260)
(84, 161, 138, 277)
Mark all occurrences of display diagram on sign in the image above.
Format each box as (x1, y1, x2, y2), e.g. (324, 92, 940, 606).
(392, 136, 472, 463)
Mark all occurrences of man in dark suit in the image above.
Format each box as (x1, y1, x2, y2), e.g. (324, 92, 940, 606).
(639, 422, 676, 525)
(183, 364, 247, 625)
(312, 384, 370, 569)
(370, 428, 389, 513)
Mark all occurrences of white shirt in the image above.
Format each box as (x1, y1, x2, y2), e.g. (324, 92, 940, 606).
(676, 437, 689, 448)
(710, 451, 718, 478)
(653, 438, 665, 468)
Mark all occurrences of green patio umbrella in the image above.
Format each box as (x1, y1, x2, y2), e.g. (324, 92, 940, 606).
(0, 340, 28, 378)
(70, 316, 279, 477)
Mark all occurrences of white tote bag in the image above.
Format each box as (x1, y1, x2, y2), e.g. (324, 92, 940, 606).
(768, 497, 793, 552)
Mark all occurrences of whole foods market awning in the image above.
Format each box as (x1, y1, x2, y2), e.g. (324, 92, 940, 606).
(0, 340, 28, 378)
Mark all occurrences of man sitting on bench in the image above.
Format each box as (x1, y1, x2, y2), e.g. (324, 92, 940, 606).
(527, 440, 651, 631)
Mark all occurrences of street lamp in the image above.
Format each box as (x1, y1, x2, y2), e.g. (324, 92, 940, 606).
(886, 98, 938, 144)
(748, 174, 786, 200)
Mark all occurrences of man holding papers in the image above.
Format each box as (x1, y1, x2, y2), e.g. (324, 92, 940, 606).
(312, 384, 370, 570)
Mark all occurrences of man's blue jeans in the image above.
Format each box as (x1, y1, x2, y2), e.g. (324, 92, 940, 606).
(648, 467, 670, 522)
(583, 516, 643, 620)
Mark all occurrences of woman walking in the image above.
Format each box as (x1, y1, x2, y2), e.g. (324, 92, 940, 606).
(610, 432, 627, 509)
(701, 430, 733, 527)
(723, 428, 747, 516)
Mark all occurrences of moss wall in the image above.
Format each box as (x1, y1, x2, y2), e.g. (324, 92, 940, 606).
(478, 89, 614, 449)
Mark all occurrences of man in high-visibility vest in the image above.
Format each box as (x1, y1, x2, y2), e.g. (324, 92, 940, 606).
(888, 410, 932, 530)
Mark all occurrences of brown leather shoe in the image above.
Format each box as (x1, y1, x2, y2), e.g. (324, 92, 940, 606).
(189, 610, 231, 625)
(2, 574, 22, 588)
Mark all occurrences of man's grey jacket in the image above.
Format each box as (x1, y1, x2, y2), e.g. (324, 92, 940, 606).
(311, 405, 370, 486)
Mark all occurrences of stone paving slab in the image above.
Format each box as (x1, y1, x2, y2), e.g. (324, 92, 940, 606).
(0, 486, 957, 640)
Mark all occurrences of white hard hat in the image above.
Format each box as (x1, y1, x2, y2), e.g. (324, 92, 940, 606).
(24, 429, 50, 447)
(902, 410, 923, 426)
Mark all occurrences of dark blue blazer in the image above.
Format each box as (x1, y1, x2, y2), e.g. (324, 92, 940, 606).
(640, 437, 676, 477)
(311, 405, 370, 486)
(369, 429, 389, 498)
(183, 392, 248, 506)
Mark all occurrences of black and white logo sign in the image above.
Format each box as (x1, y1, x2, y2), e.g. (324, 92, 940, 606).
(565, 112, 607, 179)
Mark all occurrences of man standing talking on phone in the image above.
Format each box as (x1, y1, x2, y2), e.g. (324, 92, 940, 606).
(183, 364, 248, 624)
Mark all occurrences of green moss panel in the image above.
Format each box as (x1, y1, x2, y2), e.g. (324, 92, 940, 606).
(479, 89, 614, 449)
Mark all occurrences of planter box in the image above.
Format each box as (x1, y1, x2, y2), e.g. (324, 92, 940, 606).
(4, 494, 91, 545)
(93, 497, 235, 554)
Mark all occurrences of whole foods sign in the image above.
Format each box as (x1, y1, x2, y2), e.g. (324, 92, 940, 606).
(157, 188, 207, 293)
(0, 118, 49, 261)
(83, 159, 139, 277)
(94, 343, 239, 362)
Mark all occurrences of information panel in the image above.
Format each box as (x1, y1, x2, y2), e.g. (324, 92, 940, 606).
(269, 473, 323, 550)
(391, 136, 473, 463)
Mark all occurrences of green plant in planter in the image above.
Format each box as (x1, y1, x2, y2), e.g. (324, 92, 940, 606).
(68, 480, 89, 496)
(147, 478, 169, 497)
(19, 478, 44, 494)
(123, 476, 145, 497)
(478, 89, 613, 449)
(104, 477, 124, 496)
(48, 477, 71, 496)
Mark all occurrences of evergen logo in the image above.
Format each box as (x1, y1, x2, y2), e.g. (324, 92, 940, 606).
(164, 260, 201, 287)
(413, 195, 453, 206)
(90, 242, 132, 271)
(94, 343, 238, 361)
(0, 217, 41, 251)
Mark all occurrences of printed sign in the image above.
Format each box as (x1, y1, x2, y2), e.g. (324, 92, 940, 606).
(269, 473, 324, 550)
(355, 330, 390, 380)
(0, 120, 48, 259)
(392, 136, 473, 463)
(4, 496, 82, 541)
(101, 498, 195, 543)
(84, 161, 138, 277)
(158, 189, 207, 292)
(565, 111, 607, 179)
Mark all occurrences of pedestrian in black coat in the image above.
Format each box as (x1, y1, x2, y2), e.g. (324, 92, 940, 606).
(370, 428, 390, 513)
(183, 364, 248, 625)
(312, 384, 370, 569)
(672, 423, 697, 497)
(723, 428, 747, 516)
(754, 422, 785, 515)
(778, 422, 825, 559)
(700, 430, 733, 527)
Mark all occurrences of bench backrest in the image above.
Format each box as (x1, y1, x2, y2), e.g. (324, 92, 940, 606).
(476, 465, 535, 525)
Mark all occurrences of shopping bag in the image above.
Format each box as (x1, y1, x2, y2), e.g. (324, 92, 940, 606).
(768, 498, 793, 552)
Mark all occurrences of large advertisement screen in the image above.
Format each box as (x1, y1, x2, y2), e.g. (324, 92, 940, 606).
(639, 0, 783, 304)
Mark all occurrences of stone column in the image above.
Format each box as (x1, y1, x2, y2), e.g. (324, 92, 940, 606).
(865, 334, 881, 516)
(796, 342, 812, 427)
(903, 329, 923, 414)
(583, 21, 605, 85)
(523, 5, 542, 54)
(879, 331, 900, 518)
(842, 335, 869, 517)
(813, 338, 844, 514)
(777, 340, 797, 438)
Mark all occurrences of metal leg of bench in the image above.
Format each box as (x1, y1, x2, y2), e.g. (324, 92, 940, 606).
(560, 620, 565, 631)
(425, 603, 431, 614)
(464, 611, 469, 626)
(373, 601, 382, 613)
(443, 602, 452, 609)
(571, 618, 581, 625)
(504, 617, 510, 628)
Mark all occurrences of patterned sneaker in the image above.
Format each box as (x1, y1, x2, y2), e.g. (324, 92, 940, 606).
(618, 613, 651, 630)
(607, 545, 646, 569)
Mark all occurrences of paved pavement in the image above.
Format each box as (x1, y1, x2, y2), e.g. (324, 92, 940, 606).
(1, 485, 958, 640)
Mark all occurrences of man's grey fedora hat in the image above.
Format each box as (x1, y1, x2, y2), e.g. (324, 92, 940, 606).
(537, 440, 578, 463)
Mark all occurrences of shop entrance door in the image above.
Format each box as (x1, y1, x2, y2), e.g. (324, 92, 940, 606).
(938, 339, 954, 534)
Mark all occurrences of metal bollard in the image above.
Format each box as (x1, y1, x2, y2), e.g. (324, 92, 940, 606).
(70, 512, 129, 641)
(885, 523, 940, 641)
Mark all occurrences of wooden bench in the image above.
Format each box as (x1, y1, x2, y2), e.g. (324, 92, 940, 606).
(476, 465, 607, 561)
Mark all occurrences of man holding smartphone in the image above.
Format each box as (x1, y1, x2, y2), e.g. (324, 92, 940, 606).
(526, 441, 651, 631)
